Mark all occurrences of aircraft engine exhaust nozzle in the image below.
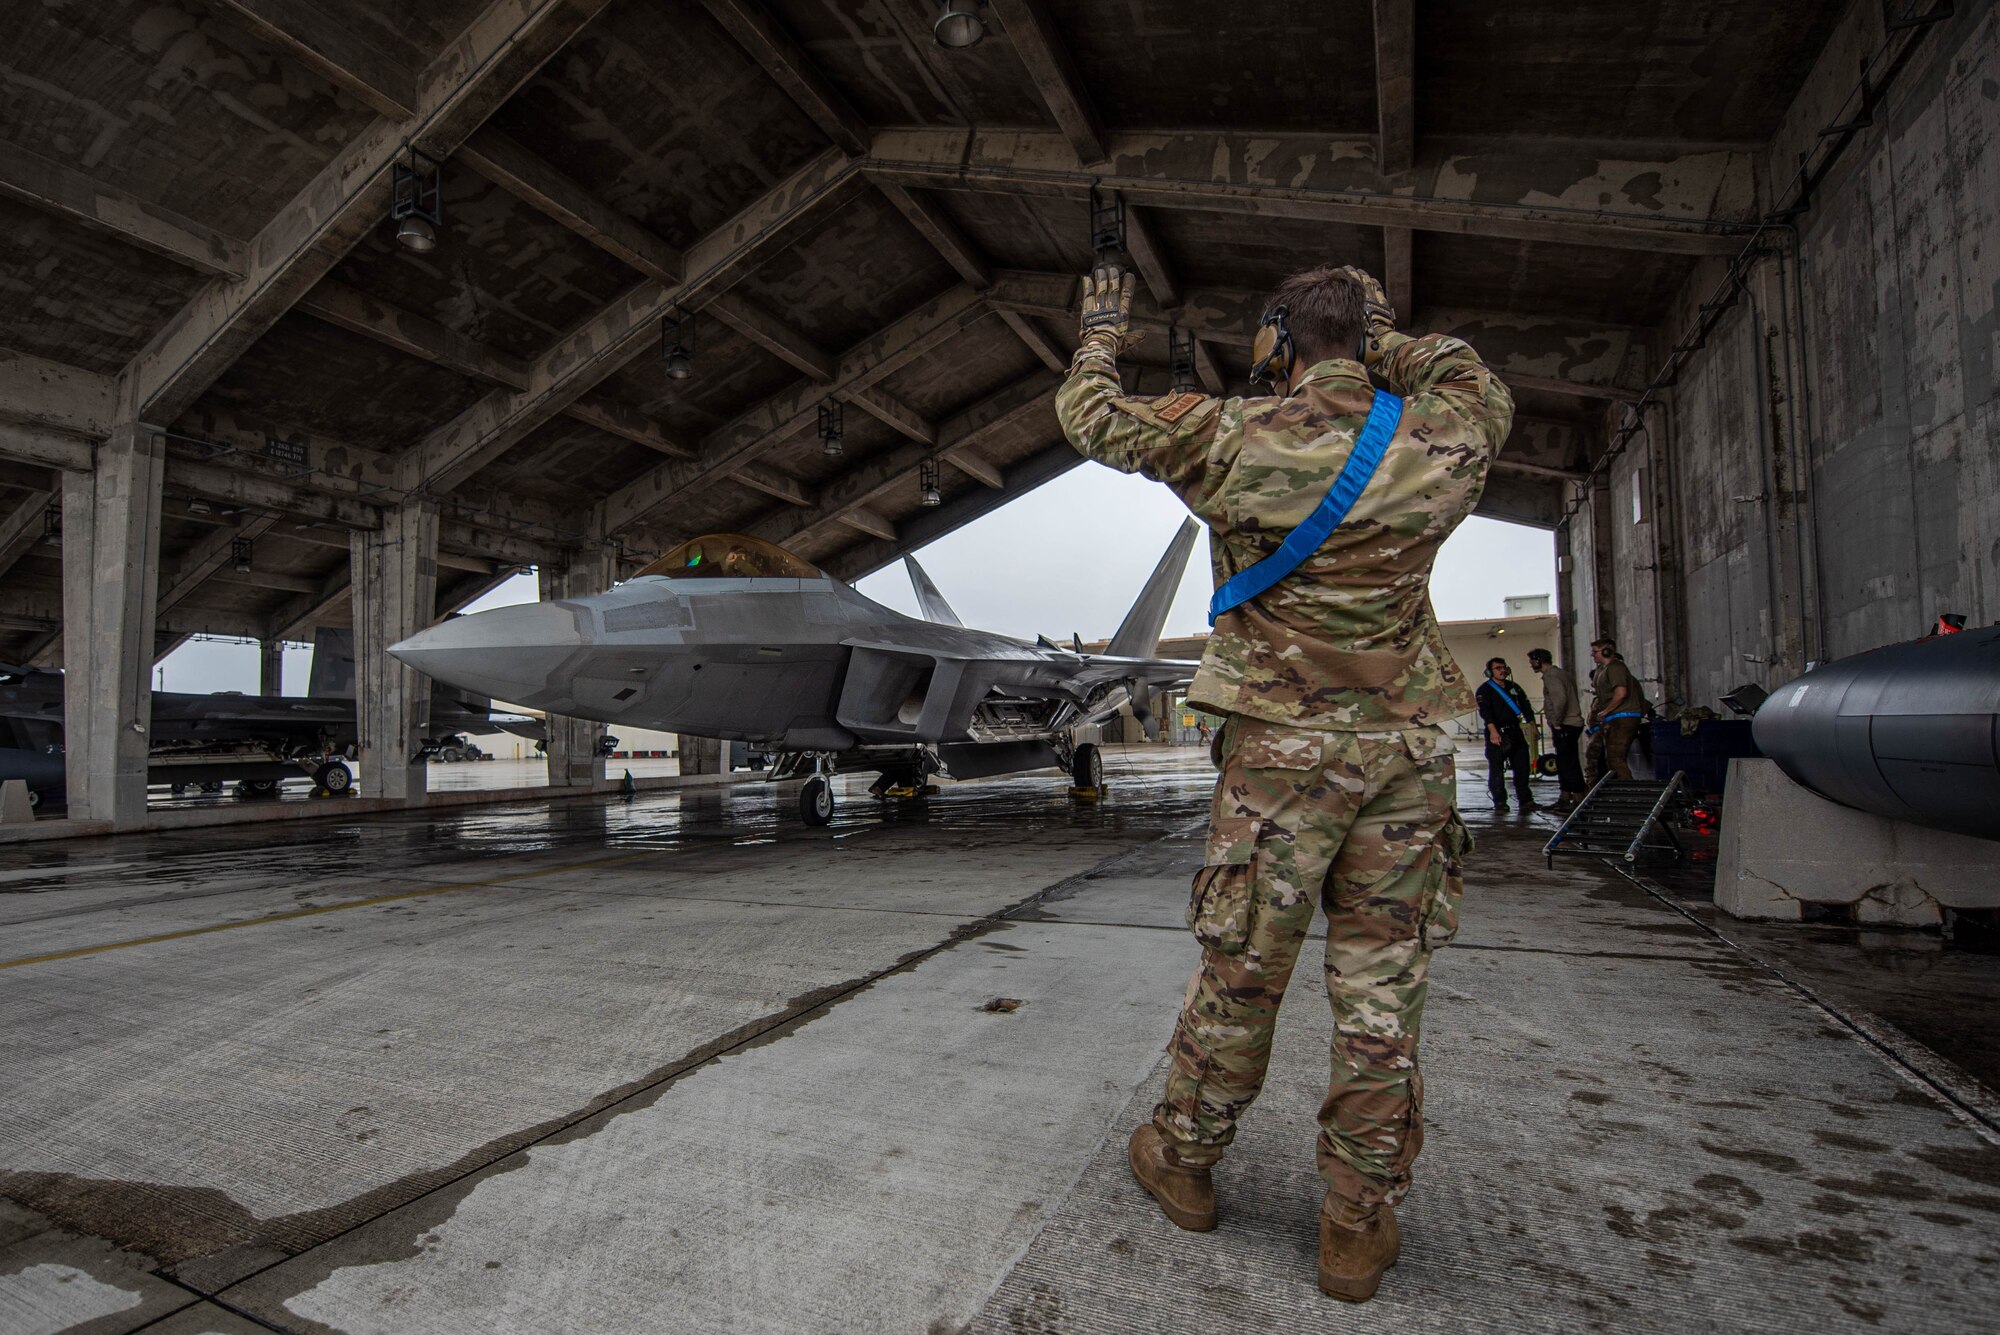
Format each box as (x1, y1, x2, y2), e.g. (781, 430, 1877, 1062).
(390, 601, 585, 706)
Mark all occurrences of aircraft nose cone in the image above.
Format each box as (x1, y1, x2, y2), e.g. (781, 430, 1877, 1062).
(390, 602, 584, 705)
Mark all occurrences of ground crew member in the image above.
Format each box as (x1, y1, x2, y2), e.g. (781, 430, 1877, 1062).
(1056, 262, 1512, 1302)
(1476, 658, 1536, 811)
(1528, 647, 1586, 801)
(1586, 638, 1651, 780)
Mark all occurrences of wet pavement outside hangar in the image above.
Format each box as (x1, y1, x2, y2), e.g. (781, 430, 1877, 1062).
(1, 744, 1996, 1334)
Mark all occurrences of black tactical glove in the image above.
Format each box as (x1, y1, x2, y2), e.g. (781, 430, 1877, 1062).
(1338, 265, 1397, 367)
(1077, 264, 1137, 353)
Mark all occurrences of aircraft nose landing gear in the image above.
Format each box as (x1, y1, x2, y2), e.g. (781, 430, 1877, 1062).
(800, 773, 834, 826)
(1068, 741, 1105, 802)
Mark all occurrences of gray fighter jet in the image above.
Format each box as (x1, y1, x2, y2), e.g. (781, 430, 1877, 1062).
(391, 521, 1204, 824)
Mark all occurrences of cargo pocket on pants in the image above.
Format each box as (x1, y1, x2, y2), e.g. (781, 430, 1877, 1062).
(1419, 813, 1471, 950)
(1188, 817, 1259, 955)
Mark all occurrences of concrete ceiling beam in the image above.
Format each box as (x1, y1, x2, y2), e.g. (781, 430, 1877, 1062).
(296, 280, 532, 390)
(0, 590, 269, 646)
(993, 308, 1069, 373)
(1121, 205, 1180, 309)
(127, 0, 616, 427)
(985, 270, 1648, 400)
(207, 565, 321, 596)
(1373, 0, 1416, 175)
(730, 463, 813, 508)
(265, 568, 352, 643)
(164, 410, 581, 543)
(835, 507, 896, 541)
(711, 294, 836, 382)
(696, 0, 870, 156)
(0, 142, 248, 279)
(0, 349, 115, 439)
(1493, 457, 1587, 481)
(0, 489, 54, 583)
(165, 457, 381, 531)
(821, 439, 1083, 584)
(865, 129, 1756, 255)
(399, 146, 858, 497)
(945, 447, 1003, 489)
(460, 130, 839, 387)
(1191, 339, 1227, 395)
(870, 178, 992, 289)
(156, 514, 283, 616)
(0, 422, 94, 473)
(990, 0, 1108, 167)
(597, 281, 987, 535)
(458, 129, 685, 283)
(211, 0, 419, 120)
(842, 386, 936, 447)
(561, 396, 695, 458)
(753, 371, 1057, 552)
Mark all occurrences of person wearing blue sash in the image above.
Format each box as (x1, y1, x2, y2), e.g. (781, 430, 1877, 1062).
(1475, 658, 1537, 811)
(1057, 260, 1514, 1302)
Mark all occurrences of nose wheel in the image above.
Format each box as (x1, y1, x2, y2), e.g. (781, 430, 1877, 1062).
(800, 773, 834, 826)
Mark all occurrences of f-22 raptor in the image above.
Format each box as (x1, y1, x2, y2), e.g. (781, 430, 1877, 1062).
(392, 521, 1203, 823)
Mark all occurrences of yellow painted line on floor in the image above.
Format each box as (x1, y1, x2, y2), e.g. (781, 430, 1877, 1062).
(0, 850, 659, 972)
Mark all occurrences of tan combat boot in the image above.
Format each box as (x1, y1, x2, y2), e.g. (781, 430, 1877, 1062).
(1126, 1125, 1216, 1231)
(1317, 1191, 1400, 1302)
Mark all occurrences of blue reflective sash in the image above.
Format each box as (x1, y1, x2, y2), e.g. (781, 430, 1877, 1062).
(1585, 709, 1646, 736)
(1483, 681, 1527, 721)
(1208, 389, 1404, 626)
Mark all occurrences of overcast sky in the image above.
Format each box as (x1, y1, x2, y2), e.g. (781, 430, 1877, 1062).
(156, 464, 1552, 695)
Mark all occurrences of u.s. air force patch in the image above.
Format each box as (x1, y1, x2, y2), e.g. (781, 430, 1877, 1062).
(1112, 391, 1219, 434)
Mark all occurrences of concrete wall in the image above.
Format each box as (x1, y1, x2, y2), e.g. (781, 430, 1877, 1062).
(1573, 0, 1999, 713)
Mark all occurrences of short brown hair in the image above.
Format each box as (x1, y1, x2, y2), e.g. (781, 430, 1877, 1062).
(1591, 638, 1618, 654)
(1266, 266, 1366, 367)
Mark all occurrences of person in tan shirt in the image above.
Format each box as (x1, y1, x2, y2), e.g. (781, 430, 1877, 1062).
(1529, 647, 1586, 800)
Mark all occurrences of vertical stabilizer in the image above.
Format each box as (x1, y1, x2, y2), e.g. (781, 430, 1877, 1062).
(1108, 518, 1201, 658)
(307, 628, 356, 699)
(904, 555, 963, 626)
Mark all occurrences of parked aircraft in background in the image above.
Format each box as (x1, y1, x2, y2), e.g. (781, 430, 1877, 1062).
(392, 522, 1203, 824)
(0, 630, 544, 810)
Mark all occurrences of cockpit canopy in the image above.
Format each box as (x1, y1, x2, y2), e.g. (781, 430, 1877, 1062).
(636, 533, 821, 580)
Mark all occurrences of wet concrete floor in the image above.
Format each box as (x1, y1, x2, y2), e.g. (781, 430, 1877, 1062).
(1, 746, 1994, 1332)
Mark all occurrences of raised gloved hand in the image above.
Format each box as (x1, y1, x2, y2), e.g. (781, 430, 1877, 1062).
(1077, 263, 1137, 353)
(1338, 265, 1397, 366)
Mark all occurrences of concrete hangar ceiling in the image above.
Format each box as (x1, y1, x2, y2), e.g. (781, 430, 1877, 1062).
(0, 0, 1842, 666)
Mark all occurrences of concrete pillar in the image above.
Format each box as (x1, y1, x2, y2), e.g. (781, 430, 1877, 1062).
(678, 735, 723, 775)
(60, 425, 165, 827)
(351, 501, 438, 802)
(258, 639, 284, 697)
(539, 548, 616, 789)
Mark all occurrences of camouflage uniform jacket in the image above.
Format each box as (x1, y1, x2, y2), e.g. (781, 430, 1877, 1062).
(1056, 333, 1514, 730)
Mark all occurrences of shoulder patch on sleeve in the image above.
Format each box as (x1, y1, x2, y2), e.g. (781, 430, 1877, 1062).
(1112, 392, 1221, 434)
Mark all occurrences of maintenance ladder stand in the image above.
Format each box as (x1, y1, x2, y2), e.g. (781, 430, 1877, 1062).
(1543, 772, 1688, 868)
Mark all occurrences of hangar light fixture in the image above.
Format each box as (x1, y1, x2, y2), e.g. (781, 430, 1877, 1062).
(919, 459, 942, 507)
(818, 401, 844, 457)
(390, 144, 443, 253)
(662, 303, 697, 380)
(1169, 326, 1197, 394)
(231, 537, 254, 573)
(41, 503, 60, 544)
(933, 0, 985, 48)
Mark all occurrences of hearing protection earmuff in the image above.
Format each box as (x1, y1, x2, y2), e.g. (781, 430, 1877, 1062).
(1249, 305, 1293, 392)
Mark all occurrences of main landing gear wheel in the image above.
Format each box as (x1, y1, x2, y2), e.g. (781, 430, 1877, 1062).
(800, 774, 834, 826)
(315, 761, 353, 794)
(1069, 741, 1104, 800)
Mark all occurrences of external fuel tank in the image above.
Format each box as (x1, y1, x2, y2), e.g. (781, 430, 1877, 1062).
(1752, 625, 2000, 842)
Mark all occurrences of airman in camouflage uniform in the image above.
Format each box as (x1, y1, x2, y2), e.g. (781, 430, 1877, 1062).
(1056, 262, 1511, 1300)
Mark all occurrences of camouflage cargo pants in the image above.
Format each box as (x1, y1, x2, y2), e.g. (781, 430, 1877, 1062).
(1585, 716, 1642, 782)
(1155, 715, 1470, 1207)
